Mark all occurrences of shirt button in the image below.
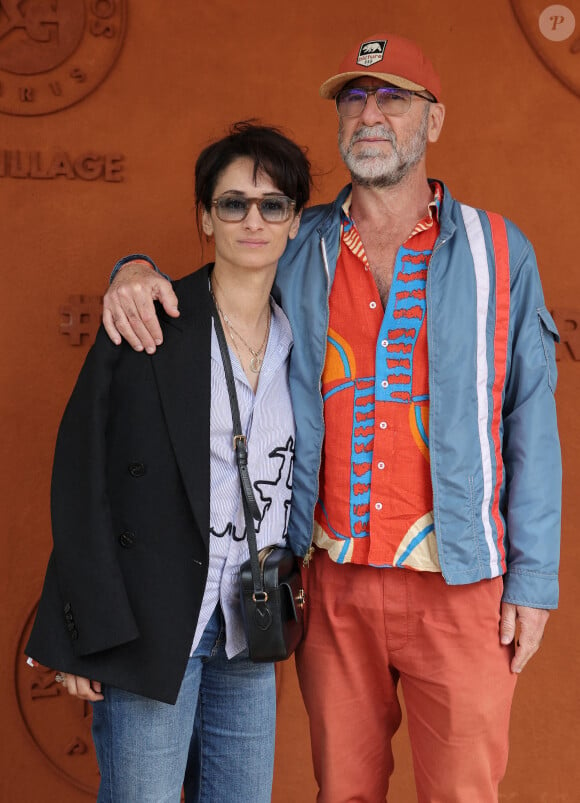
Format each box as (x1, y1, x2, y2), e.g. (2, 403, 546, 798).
(377, 462, 385, 469)
(379, 422, 388, 430)
(381, 380, 388, 388)
(369, 301, 377, 309)
(381, 339, 388, 347)
(375, 502, 383, 511)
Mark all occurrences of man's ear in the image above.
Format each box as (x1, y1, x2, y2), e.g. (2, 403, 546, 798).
(201, 209, 214, 237)
(427, 103, 445, 143)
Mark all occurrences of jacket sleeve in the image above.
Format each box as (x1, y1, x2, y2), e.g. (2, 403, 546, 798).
(501, 228, 562, 609)
(110, 253, 170, 283)
(50, 325, 140, 656)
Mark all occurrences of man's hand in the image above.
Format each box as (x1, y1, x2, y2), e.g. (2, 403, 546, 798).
(500, 602, 550, 673)
(102, 259, 179, 353)
(61, 673, 104, 701)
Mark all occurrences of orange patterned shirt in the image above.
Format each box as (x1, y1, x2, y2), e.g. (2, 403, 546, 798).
(314, 183, 443, 569)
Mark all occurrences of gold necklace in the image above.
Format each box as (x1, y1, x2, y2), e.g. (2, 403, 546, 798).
(210, 280, 271, 373)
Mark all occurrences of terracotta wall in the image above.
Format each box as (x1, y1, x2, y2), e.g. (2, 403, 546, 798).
(1, 1, 578, 800)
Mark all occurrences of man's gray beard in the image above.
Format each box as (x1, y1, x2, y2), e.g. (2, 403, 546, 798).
(339, 106, 429, 189)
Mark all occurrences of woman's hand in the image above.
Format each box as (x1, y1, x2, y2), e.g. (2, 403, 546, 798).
(57, 672, 104, 701)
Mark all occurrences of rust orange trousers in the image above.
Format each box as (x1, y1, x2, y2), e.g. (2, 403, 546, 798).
(295, 550, 518, 803)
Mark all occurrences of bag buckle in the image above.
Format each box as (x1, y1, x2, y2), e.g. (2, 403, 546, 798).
(233, 434, 247, 450)
(252, 590, 269, 603)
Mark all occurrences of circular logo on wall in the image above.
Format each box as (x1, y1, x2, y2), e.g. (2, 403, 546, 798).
(0, 0, 127, 115)
(510, 1, 580, 97)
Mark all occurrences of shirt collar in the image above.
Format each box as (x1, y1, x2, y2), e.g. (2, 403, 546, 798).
(341, 180, 443, 227)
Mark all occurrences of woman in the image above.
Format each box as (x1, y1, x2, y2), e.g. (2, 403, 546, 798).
(26, 122, 311, 802)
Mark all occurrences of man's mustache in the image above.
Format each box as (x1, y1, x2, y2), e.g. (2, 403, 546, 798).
(349, 126, 395, 146)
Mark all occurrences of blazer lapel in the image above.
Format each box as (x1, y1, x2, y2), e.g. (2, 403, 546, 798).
(150, 267, 212, 549)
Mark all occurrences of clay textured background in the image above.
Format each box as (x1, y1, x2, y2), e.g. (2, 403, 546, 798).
(1, 1, 578, 800)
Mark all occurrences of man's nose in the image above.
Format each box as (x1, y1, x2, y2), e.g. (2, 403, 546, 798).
(359, 92, 386, 125)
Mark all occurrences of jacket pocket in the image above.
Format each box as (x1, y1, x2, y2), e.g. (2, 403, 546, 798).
(537, 306, 560, 393)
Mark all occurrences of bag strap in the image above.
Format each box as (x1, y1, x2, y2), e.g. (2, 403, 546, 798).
(209, 292, 267, 601)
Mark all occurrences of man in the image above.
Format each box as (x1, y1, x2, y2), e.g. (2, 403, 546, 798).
(103, 33, 561, 803)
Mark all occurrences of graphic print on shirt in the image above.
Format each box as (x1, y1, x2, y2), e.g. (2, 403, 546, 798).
(316, 210, 439, 570)
(254, 436, 294, 539)
(210, 436, 294, 542)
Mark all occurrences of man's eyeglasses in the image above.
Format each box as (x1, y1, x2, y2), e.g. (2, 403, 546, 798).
(335, 86, 436, 118)
(211, 194, 296, 223)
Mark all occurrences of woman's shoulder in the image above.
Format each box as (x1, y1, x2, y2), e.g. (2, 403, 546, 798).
(172, 263, 211, 294)
(169, 264, 212, 318)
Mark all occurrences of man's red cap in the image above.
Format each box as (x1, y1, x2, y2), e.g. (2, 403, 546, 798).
(319, 33, 441, 102)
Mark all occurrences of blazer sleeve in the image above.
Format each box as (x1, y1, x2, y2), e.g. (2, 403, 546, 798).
(49, 325, 140, 656)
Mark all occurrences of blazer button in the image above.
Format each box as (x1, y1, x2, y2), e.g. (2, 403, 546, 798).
(119, 531, 135, 548)
(128, 462, 146, 478)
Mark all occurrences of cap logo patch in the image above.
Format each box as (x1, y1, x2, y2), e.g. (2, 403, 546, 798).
(356, 39, 387, 67)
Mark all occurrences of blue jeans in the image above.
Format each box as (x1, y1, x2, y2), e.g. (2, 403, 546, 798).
(91, 607, 276, 802)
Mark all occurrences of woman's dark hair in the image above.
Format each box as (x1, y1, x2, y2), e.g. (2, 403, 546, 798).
(195, 121, 311, 230)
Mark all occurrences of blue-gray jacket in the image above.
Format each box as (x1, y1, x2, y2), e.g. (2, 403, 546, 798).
(115, 182, 561, 609)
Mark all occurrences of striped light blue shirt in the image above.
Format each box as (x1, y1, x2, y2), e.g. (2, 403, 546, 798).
(191, 298, 295, 658)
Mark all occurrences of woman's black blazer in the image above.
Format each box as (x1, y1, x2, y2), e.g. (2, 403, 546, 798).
(26, 266, 214, 704)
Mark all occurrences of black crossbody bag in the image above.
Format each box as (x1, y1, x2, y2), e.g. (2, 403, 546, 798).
(210, 296, 305, 662)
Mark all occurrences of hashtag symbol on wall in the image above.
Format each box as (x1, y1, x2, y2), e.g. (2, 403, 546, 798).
(59, 295, 103, 346)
